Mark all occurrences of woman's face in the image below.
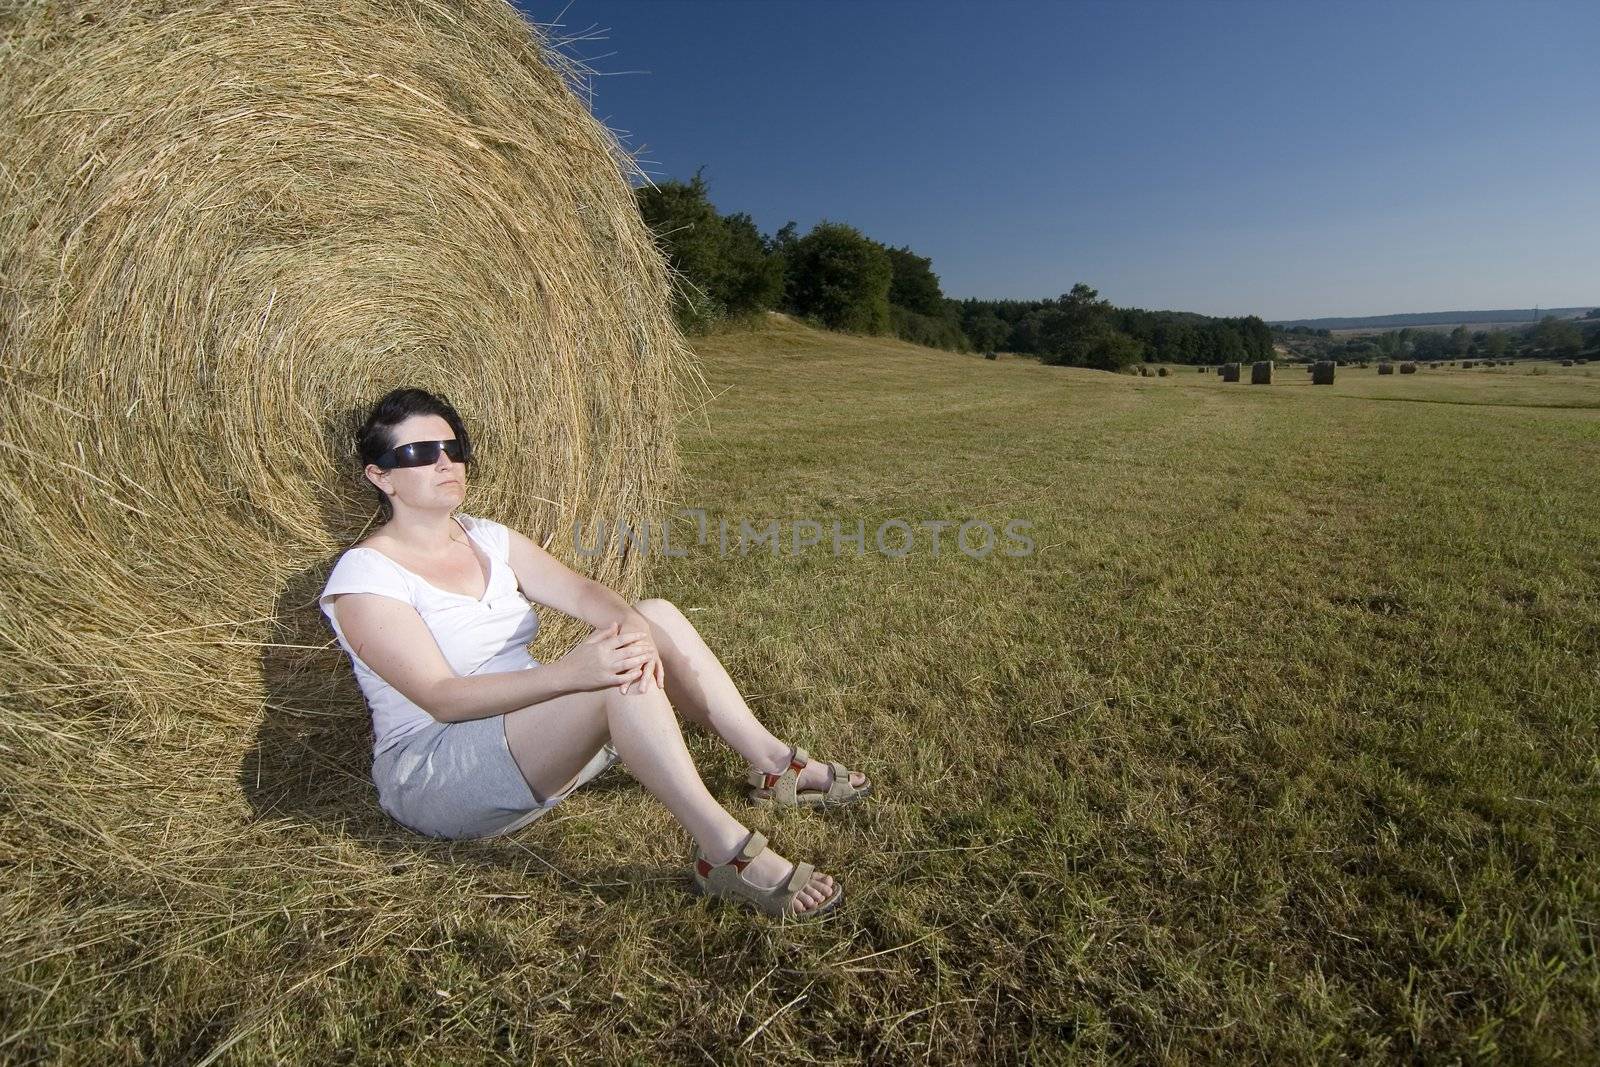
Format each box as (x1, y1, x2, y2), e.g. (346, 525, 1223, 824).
(366, 413, 468, 511)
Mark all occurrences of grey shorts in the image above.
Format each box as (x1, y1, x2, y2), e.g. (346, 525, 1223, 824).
(371, 715, 620, 841)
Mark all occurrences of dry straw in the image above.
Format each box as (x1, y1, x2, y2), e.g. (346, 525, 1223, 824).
(1250, 360, 1273, 384)
(0, 0, 701, 912)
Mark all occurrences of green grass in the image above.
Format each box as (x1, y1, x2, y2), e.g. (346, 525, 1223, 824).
(5, 314, 1597, 1063)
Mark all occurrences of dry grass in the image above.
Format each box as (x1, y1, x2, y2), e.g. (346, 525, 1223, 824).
(5, 311, 1595, 1062)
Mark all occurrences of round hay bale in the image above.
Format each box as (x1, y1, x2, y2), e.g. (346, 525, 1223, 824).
(1157, 366, 1169, 377)
(1221, 362, 1241, 382)
(1400, 362, 1418, 373)
(0, 4, 695, 776)
(1250, 360, 1274, 384)
(1312, 360, 1335, 385)
(1378, 361, 1395, 374)
(1561, 359, 1576, 366)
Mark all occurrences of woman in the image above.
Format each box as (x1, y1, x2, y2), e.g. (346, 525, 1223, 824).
(319, 388, 872, 921)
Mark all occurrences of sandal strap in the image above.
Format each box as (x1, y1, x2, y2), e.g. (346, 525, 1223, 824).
(695, 830, 767, 879)
(824, 761, 854, 800)
(737, 830, 768, 863)
(785, 860, 815, 897)
(746, 745, 810, 802)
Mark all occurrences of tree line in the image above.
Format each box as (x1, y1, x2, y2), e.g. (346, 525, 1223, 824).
(634, 170, 966, 351)
(1276, 319, 1599, 362)
(636, 170, 1599, 370)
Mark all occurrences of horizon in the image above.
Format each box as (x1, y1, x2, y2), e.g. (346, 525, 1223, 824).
(514, 0, 1600, 322)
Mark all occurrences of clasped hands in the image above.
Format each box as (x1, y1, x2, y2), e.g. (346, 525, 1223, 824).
(567, 616, 664, 695)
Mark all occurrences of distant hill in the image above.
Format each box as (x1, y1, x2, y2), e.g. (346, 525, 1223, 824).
(1269, 308, 1595, 331)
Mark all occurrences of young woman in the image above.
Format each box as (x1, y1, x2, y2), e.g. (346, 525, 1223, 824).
(319, 388, 873, 920)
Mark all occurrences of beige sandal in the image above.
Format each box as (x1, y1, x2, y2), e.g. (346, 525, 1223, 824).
(689, 830, 845, 920)
(747, 744, 873, 809)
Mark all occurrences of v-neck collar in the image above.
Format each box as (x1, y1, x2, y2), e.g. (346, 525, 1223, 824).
(356, 514, 495, 603)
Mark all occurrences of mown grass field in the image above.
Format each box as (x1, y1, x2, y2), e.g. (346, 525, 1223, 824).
(5, 314, 1597, 1063)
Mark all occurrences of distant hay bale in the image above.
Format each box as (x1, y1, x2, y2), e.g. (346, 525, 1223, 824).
(1157, 366, 1169, 376)
(984, 350, 998, 360)
(0, 2, 696, 772)
(1198, 366, 1207, 373)
(1400, 362, 1418, 374)
(1251, 360, 1274, 384)
(1561, 359, 1575, 366)
(1221, 362, 1241, 382)
(1576, 358, 1589, 365)
(1138, 365, 1151, 376)
(1312, 360, 1335, 385)
(1378, 361, 1395, 374)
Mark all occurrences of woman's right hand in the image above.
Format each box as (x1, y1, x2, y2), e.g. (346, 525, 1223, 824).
(558, 621, 653, 692)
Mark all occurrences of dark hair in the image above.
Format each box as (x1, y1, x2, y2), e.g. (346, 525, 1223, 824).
(354, 388, 474, 518)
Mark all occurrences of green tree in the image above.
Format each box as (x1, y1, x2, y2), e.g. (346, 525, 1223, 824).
(1037, 284, 1143, 371)
(1482, 330, 1510, 357)
(1533, 315, 1582, 356)
(883, 245, 945, 316)
(783, 221, 894, 334)
(635, 169, 784, 331)
(966, 311, 1009, 352)
(1449, 325, 1470, 355)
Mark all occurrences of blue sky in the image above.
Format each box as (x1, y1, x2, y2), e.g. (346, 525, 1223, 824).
(513, 0, 1599, 320)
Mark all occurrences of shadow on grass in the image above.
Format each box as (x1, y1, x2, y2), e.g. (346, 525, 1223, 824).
(236, 568, 671, 898)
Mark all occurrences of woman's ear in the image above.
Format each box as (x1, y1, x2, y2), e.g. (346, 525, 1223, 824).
(363, 464, 391, 494)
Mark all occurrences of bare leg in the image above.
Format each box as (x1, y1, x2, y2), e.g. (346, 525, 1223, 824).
(631, 598, 867, 790)
(502, 672, 836, 911)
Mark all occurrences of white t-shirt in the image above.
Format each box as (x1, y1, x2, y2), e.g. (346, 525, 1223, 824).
(318, 512, 541, 754)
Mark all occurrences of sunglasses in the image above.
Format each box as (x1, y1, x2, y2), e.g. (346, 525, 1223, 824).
(374, 438, 470, 469)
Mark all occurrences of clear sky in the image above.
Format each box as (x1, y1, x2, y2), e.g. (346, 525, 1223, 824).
(512, 0, 1599, 321)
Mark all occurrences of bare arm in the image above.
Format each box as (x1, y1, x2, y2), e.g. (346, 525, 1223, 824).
(504, 526, 665, 693)
(329, 592, 581, 723)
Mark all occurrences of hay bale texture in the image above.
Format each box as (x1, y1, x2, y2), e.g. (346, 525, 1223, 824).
(0, 4, 696, 828)
(1221, 362, 1241, 382)
(1312, 360, 1335, 385)
(1251, 360, 1274, 384)
(1401, 362, 1418, 374)
(1378, 361, 1395, 375)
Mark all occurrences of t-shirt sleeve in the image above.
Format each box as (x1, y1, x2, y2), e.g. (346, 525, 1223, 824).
(466, 513, 513, 562)
(318, 549, 414, 625)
